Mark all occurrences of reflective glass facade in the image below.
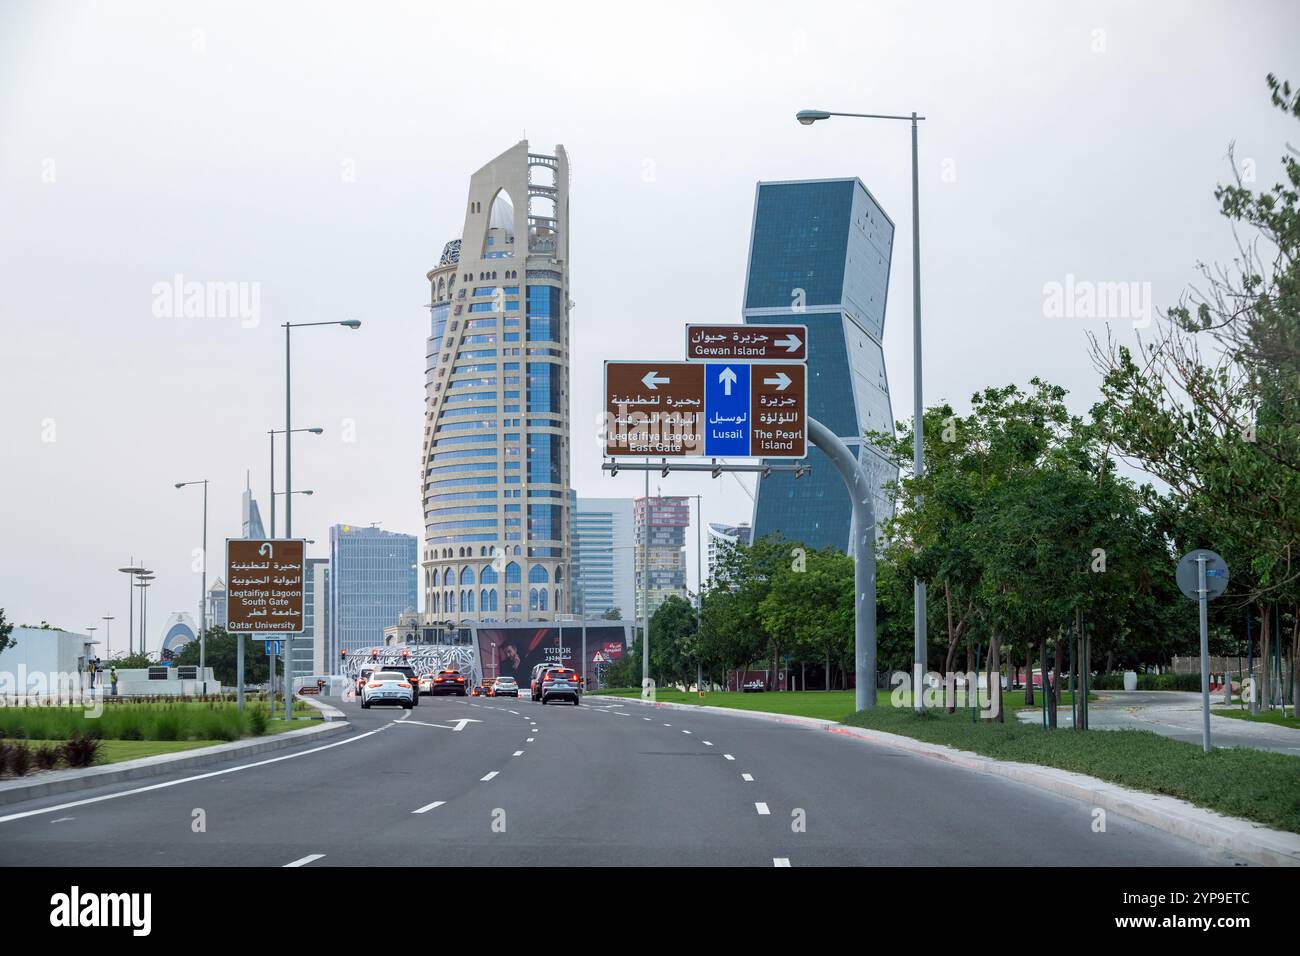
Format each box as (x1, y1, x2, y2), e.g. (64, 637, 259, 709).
(743, 179, 898, 551)
(327, 525, 418, 659)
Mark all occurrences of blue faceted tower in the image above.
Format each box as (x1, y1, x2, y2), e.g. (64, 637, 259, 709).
(742, 178, 897, 551)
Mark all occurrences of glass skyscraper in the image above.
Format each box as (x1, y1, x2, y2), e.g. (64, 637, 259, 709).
(742, 179, 897, 551)
(421, 140, 571, 623)
(572, 496, 635, 619)
(328, 524, 418, 659)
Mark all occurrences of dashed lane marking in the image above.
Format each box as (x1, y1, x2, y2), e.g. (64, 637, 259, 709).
(755, 803, 770, 816)
(285, 854, 325, 867)
(412, 801, 446, 814)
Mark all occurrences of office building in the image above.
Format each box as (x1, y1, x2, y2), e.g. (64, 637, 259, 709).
(287, 556, 329, 681)
(328, 524, 418, 661)
(634, 495, 689, 619)
(242, 479, 266, 540)
(742, 178, 898, 550)
(206, 578, 227, 630)
(420, 140, 572, 623)
(572, 497, 635, 619)
(706, 521, 752, 585)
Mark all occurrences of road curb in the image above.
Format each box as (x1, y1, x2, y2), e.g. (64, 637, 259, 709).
(299, 695, 346, 721)
(589, 695, 1300, 867)
(0, 720, 347, 807)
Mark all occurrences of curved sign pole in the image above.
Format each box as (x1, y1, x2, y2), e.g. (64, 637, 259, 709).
(808, 417, 877, 710)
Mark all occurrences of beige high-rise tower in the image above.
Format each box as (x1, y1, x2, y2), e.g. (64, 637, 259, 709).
(421, 141, 571, 623)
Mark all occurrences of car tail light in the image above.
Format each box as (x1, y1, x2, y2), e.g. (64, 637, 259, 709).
(456, 676, 465, 683)
(397, 682, 410, 688)
(367, 682, 381, 689)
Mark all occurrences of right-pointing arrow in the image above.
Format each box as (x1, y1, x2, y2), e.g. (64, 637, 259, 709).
(776, 334, 802, 353)
(763, 371, 792, 391)
(641, 371, 670, 390)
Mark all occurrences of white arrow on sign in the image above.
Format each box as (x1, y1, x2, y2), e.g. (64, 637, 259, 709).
(718, 366, 737, 396)
(763, 371, 793, 391)
(641, 371, 670, 390)
(776, 334, 802, 352)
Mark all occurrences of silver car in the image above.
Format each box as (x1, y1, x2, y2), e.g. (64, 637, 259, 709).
(360, 670, 416, 709)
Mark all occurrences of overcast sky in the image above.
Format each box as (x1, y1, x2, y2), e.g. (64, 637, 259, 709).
(1, 0, 1296, 646)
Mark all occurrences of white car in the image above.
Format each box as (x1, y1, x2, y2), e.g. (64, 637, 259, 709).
(361, 670, 416, 709)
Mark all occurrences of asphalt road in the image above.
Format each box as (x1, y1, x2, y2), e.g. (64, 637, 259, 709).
(0, 694, 1247, 866)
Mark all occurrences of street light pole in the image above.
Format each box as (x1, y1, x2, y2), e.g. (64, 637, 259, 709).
(102, 616, 114, 660)
(796, 106, 927, 710)
(282, 319, 359, 722)
(694, 494, 703, 692)
(175, 480, 209, 691)
(118, 563, 146, 656)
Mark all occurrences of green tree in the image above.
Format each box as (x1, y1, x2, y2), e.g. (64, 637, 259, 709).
(759, 547, 852, 691)
(0, 608, 14, 658)
(600, 607, 623, 621)
(173, 626, 268, 686)
(649, 595, 698, 689)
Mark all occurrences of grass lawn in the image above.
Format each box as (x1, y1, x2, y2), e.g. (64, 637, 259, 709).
(595, 688, 1095, 719)
(0, 700, 321, 744)
(842, 707, 1300, 834)
(1212, 708, 1300, 730)
(13, 739, 219, 764)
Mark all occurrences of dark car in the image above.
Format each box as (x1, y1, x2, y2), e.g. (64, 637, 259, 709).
(429, 669, 469, 696)
(379, 663, 421, 706)
(539, 667, 581, 706)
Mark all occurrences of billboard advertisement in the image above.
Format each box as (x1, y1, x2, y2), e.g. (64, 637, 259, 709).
(477, 625, 629, 683)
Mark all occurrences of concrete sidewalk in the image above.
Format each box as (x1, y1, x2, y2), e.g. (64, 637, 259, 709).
(1015, 690, 1300, 756)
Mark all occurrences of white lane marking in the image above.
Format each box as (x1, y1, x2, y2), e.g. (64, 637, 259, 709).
(681, 730, 692, 735)
(513, 750, 524, 757)
(723, 754, 735, 761)
(642, 717, 651, 721)
(526, 737, 535, 742)
(755, 802, 771, 815)
(742, 773, 754, 782)
(773, 858, 791, 867)
(481, 771, 499, 781)
(614, 711, 630, 716)
(392, 718, 481, 732)
(508, 710, 519, 715)
(285, 853, 325, 867)
(663, 723, 672, 727)
(0, 728, 382, 825)
(412, 801, 446, 814)
(51, 817, 75, 823)
(702, 741, 713, 746)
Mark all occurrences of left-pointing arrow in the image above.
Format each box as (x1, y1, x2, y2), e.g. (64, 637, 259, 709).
(642, 371, 670, 389)
(763, 371, 792, 391)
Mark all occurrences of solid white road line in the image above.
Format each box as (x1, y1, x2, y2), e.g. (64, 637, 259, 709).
(481, 771, 499, 781)
(0, 728, 383, 825)
(742, 773, 754, 782)
(755, 802, 771, 815)
(412, 801, 446, 814)
(773, 858, 791, 867)
(723, 754, 735, 761)
(284, 854, 325, 867)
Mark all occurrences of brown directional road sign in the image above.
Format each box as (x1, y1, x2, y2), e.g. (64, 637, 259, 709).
(750, 363, 807, 457)
(605, 362, 705, 457)
(686, 324, 807, 362)
(225, 538, 307, 634)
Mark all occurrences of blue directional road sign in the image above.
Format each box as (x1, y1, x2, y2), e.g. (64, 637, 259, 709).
(703, 363, 751, 456)
(265, 640, 283, 657)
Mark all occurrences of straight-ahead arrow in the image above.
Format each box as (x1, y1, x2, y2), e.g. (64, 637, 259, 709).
(776, 334, 802, 352)
(641, 371, 670, 390)
(763, 372, 793, 391)
(719, 366, 738, 396)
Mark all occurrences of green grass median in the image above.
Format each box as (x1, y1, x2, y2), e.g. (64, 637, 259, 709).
(1212, 708, 1300, 730)
(843, 707, 1300, 834)
(0, 700, 320, 744)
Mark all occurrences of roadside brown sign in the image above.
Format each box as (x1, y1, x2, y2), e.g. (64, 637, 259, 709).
(686, 324, 807, 362)
(749, 363, 807, 457)
(225, 538, 307, 634)
(605, 362, 705, 457)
